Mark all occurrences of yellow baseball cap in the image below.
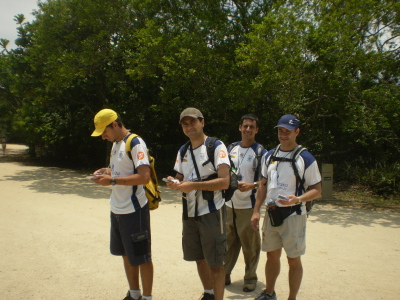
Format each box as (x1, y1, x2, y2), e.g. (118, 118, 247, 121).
(91, 109, 118, 136)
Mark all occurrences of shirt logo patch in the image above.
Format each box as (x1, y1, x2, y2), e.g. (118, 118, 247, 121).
(220, 150, 226, 158)
(137, 152, 145, 160)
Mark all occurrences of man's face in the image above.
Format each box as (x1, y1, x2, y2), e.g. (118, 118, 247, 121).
(101, 122, 118, 142)
(277, 126, 299, 149)
(239, 119, 258, 141)
(181, 117, 204, 139)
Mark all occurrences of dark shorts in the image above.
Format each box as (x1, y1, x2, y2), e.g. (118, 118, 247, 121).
(182, 206, 226, 268)
(110, 204, 152, 266)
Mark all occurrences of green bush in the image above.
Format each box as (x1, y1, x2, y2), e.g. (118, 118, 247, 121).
(352, 162, 400, 197)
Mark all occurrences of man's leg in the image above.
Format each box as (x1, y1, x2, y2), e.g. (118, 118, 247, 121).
(287, 256, 302, 300)
(210, 265, 225, 300)
(140, 261, 154, 297)
(196, 259, 213, 290)
(224, 207, 241, 282)
(265, 248, 282, 295)
(238, 209, 260, 286)
(123, 256, 140, 290)
(197, 260, 225, 300)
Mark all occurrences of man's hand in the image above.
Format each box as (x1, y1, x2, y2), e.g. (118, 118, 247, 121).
(165, 176, 182, 190)
(238, 181, 255, 192)
(251, 211, 260, 231)
(277, 194, 298, 206)
(92, 168, 110, 176)
(91, 174, 112, 186)
(165, 176, 194, 194)
(176, 181, 195, 194)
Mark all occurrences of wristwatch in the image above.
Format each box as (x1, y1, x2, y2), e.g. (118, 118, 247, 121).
(110, 177, 116, 186)
(253, 182, 259, 189)
(296, 196, 302, 204)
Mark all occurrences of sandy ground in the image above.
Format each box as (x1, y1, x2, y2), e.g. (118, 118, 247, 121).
(1, 144, 400, 300)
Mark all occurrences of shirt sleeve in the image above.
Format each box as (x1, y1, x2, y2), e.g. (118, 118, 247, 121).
(130, 138, 150, 168)
(214, 142, 230, 169)
(173, 150, 183, 175)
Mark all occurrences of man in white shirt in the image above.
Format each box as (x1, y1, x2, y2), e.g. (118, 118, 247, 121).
(166, 107, 230, 300)
(251, 114, 322, 300)
(90, 109, 153, 300)
(224, 114, 266, 293)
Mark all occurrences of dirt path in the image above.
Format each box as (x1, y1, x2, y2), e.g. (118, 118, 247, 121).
(1, 144, 399, 299)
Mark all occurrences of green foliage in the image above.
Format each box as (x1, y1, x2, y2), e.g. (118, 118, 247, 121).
(348, 162, 400, 196)
(0, 0, 399, 194)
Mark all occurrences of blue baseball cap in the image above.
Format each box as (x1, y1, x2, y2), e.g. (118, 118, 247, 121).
(275, 114, 300, 130)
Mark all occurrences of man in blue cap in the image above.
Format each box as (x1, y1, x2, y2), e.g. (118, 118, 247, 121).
(251, 114, 322, 300)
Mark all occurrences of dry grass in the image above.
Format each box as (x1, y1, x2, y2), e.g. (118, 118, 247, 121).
(323, 182, 400, 213)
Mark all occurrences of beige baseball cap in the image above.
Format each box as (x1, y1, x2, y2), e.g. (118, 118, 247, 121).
(179, 107, 204, 124)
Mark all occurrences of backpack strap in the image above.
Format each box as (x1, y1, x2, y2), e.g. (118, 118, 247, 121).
(201, 137, 218, 169)
(227, 141, 240, 154)
(265, 144, 281, 170)
(125, 133, 138, 160)
(290, 145, 307, 196)
(251, 143, 265, 180)
(179, 140, 191, 162)
(266, 144, 307, 196)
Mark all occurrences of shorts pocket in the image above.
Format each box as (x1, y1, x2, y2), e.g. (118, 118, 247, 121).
(131, 231, 149, 256)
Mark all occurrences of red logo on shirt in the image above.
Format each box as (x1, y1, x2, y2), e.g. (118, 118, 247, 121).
(137, 152, 145, 160)
(220, 150, 226, 158)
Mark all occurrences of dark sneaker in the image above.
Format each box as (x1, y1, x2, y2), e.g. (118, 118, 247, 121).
(254, 290, 277, 300)
(200, 292, 215, 300)
(225, 274, 231, 286)
(243, 282, 256, 292)
(123, 291, 142, 300)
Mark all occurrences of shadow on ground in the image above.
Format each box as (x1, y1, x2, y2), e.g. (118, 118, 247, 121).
(2, 144, 399, 228)
(309, 201, 400, 228)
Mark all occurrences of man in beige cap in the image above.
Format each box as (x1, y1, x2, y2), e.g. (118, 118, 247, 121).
(90, 109, 153, 300)
(165, 107, 230, 300)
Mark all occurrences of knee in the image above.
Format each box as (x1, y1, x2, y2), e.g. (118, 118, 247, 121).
(287, 256, 302, 269)
(210, 265, 224, 275)
(267, 249, 281, 261)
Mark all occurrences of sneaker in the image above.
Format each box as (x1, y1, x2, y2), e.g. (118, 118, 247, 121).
(254, 290, 277, 300)
(225, 274, 231, 286)
(243, 282, 256, 292)
(123, 291, 142, 300)
(200, 292, 215, 300)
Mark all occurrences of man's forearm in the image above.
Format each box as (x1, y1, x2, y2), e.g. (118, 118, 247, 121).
(189, 177, 229, 191)
(254, 183, 267, 213)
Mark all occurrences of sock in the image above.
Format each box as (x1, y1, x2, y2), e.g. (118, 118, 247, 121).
(129, 289, 141, 300)
(204, 289, 214, 295)
(142, 296, 152, 300)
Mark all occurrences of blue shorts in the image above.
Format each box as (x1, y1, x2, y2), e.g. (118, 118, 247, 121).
(110, 204, 152, 266)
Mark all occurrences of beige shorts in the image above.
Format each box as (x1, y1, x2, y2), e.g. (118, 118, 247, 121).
(261, 210, 307, 258)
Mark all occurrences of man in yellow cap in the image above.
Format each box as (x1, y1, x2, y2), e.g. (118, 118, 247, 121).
(90, 109, 153, 300)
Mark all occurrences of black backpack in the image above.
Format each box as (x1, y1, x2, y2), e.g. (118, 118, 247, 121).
(266, 144, 315, 215)
(179, 137, 237, 201)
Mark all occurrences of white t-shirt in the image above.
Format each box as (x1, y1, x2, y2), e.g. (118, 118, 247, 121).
(261, 147, 321, 215)
(173, 137, 230, 217)
(226, 142, 267, 209)
(109, 135, 149, 214)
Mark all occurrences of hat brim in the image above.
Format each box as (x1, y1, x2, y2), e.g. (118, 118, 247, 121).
(91, 127, 106, 136)
(179, 114, 202, 124)
(275, 125, 297, 130)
